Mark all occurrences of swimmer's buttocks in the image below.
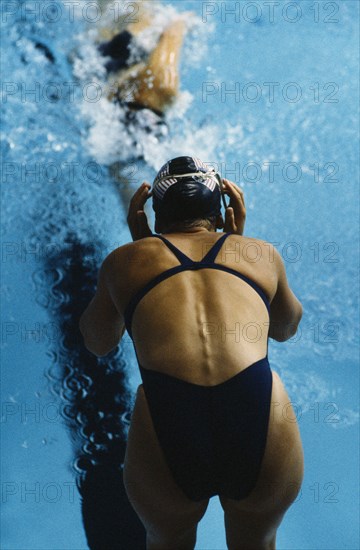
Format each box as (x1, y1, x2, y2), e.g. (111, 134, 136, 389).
(152, 156, 222, 223)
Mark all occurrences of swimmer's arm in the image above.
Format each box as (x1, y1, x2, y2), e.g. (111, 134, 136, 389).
(79, 256, 125, 357)
(268, 247, 303, 342)
(127, 182, 153, 241)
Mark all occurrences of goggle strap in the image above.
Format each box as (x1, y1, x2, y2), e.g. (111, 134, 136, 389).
(154, 171, 219, 184)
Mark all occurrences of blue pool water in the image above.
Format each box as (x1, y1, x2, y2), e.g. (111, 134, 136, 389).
(1, 1, 359, 548)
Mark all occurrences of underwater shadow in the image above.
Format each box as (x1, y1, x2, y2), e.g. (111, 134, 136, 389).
(34, 232, 146, 549)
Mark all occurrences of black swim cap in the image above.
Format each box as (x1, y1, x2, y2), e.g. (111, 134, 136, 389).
(152, 156, 222, 224)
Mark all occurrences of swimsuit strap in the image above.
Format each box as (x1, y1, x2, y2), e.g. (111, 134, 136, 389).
(124, 233, 270, 339)
(152, 234, 192, 265)
(152, 233, 231, 266)
(200, 232, 231, 264)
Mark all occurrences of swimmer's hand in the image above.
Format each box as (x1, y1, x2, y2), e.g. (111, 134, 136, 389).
(127, 182, 153, 241)
(222, 179, 246, 236)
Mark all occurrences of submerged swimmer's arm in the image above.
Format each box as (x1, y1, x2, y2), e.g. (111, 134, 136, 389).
(268, 247, 303, 342)
(79, 255, 125, 357)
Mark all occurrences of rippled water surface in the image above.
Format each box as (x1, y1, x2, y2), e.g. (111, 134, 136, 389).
(1, 1, 359, 548)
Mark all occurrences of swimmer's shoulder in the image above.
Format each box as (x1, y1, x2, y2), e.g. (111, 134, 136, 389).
(101, 236, 162, 270)
(224, 233, 280, 265)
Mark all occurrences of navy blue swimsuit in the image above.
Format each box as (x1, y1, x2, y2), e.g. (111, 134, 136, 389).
(124, 233, 273, 502)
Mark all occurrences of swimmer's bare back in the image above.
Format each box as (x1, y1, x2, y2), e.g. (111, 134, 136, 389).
(80, 179, 304, 549)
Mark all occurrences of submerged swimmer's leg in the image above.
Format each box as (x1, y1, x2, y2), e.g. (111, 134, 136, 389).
(130, 19, 186, 114)
(102, 18, 187, 113)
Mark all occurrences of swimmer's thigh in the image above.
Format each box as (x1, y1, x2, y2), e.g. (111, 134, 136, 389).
(219, 371, 304, 550)
(123, 385, 209, 549)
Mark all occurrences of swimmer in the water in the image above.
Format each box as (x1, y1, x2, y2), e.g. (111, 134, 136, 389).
(80, 156, 304, 549)
(94, 3, 189, 200)
(96, 3, 187, 137)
